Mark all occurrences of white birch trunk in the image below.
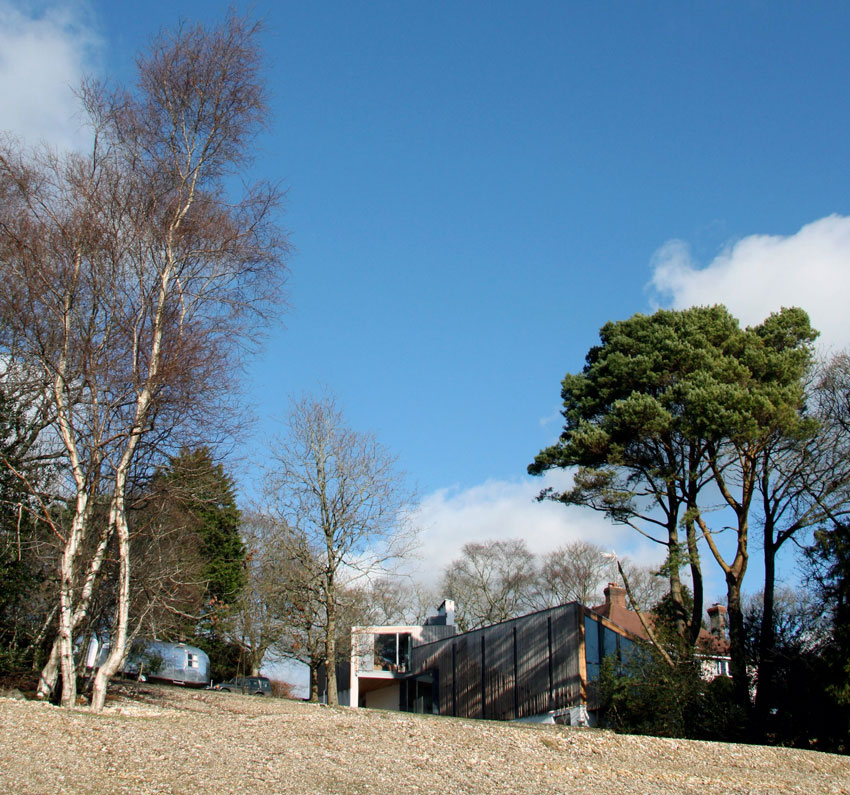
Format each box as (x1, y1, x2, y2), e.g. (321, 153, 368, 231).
(36, 640, 60, 700)
(48, 489, 89, 706)
(89, 227, 175, 712)
(37, 513, 112, 701)
(89, 493, 131, 711)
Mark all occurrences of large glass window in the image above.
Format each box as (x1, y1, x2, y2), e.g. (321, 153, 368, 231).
(585, 617, 633, 680)
(584, 616, 600, 681)
(603, 626, 619, 659)
(373, 632, 412, 672)
(398, 633, 411, 670)
(374, 634, 396, 669)
(618, 635, 637, 672)
(355, 632, 375, 672)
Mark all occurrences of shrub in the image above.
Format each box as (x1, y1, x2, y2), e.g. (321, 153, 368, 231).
(599, 650, 748, 742)
(268, 679, 298, 699)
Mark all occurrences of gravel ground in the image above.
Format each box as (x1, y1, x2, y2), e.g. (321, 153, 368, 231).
(0, 684, 848, 794)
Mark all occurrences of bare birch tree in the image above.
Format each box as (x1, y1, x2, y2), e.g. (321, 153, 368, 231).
(266, 393, 416, 705)
(0, 14, 287, 710)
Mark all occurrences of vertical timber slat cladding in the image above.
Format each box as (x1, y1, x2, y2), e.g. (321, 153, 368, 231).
(547, 615, 554, 710)
(577, 608, 588, 706)
(480, 635, 486, 720)
(551, 606, 580, 710)
(448, 642, 457, 717)
(411, 603, 586, 720)
(420, 625, 456, 645)
(512, 626, 519, 719)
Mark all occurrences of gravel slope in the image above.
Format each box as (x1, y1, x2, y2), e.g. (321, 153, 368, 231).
(0, 685, 847, 794)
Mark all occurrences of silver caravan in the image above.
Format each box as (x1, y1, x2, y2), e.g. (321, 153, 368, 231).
(87, 638, 211, 687)
(123, 640, 210, 687)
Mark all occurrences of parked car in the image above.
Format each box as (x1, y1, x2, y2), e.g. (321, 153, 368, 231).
(215, 675, 272, 695)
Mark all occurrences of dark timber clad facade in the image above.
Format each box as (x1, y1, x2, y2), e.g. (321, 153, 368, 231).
(348, 601, 640, 721)
(410, 603, 586, 721)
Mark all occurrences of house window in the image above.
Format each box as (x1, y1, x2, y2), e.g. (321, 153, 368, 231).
(356, 632, 375, 672)
(585, 617, 635, 680)
(373, 633, 412, 672)
(603, 625, 619, 659)
(584, 616, 600, 681)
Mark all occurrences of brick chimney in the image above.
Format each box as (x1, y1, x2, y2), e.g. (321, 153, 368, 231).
(603, 582, 627, 611)
(707, 603, 727, 637)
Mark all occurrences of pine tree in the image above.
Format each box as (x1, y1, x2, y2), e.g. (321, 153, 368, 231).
(153, 448, 246, 610)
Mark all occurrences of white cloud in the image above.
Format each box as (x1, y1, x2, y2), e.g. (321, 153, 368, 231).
(649, 214, 850, 352)
(407, 471, 662, 584)
(0, 1, 102, 150)
(538, 406, 562, 428)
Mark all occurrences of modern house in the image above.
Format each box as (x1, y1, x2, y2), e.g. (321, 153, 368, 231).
(350, 589, 644, 725)
(348, 585, 732, 725)
(348, 600, 458, 712)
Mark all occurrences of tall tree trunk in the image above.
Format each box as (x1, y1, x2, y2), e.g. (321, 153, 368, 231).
(702, 449, 753, 711)
(36, 639, 60, 701)
(325, 592, 338, 706)
(36, 520, 111, 700)
(698, 512, 750, 709)
(686, 455, 705, 647)
(42, 254, 88, 707)
(754, 528, 778, 735)
(725, 574, 750, 708)
(667, 523, 687, 639)
(309, 660, 320, 703)
(248, 643, 265, 676)
(89, 226, 169, 711)
(90, 458, 136, 712)
(57, 576, 77, 707)
(53, 493, 89, 707)
(89, 506, 130, 711)
(686, 517, 704, 647)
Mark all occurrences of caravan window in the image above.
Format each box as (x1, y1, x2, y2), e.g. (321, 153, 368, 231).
(186, 652, 199, 669)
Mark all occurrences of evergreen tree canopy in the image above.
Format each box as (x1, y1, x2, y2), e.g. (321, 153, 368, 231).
(152, 447, 246, 608)
(530, 305, 817, 704)
(812, 522, 850, 708)
(0, 383, 50, 668)
(530, 305, 815, 480)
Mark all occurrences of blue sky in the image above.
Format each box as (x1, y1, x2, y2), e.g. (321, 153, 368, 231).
(4, 1, 850, 602)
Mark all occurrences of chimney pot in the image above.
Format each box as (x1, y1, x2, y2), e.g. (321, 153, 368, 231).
(604, 583, 627, 610)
